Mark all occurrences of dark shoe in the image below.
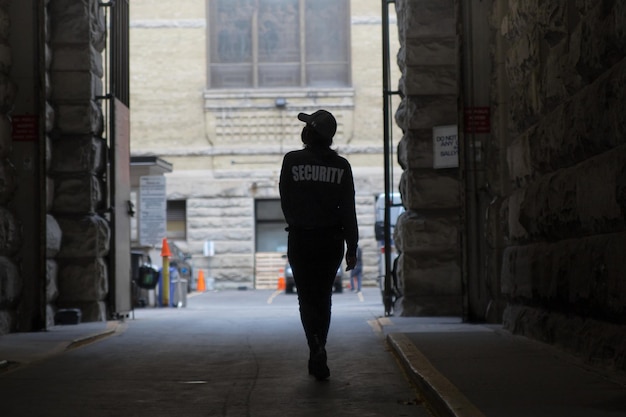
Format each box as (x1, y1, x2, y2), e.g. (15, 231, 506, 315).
(308, 347, 330, 381)
(308, 334, 330, 380)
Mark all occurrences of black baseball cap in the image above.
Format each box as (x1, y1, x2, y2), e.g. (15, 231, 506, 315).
(297, 110, 337, 140)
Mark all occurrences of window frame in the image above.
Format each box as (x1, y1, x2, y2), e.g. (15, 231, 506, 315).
(206, 0, 352, 89)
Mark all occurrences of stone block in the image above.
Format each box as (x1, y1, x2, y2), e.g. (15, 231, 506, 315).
(543, 38, 579, 111)
(0, 256, 20, 308)
(515, 146, 626, 242)
(57, 215, 110, 258)
(0, 73, 16, 113)
(0, 114, 10, 158)
(0, 207, 21, 257)
(46, 176, 54, 212)
(576, 4, 623, 84)
(49, 0, 106, 51)
(53, 174, 103, 214)
(45, 42, 52, 71)
(0, 159, 16, 204)
(395, 211, 459, 259)
(46, 214, 62, 257)
(399, 169, 460, 210)
(55, 101, 103, 135)
(0, 4, 8, 42)
(397, 37, 456, 67)
(45, 101, 55, 133)
(45, 135, 52, 173)
(396, 0, 455, 40)
(189, 216, 254, 231)
(400, 294, 463, 316)
(507, 132, 533, 188)
(187, 227, 253, 243)
(502, 189, 529, 243)
(616, 1, 626, 53)
(0, 41, 10, 74)
(45, 304, 55, 329)
(502, 232, 626, 318)
(0, 309, 15, 335)
(51, 136, 105, 174)
(398, 251, 462, 316)
(395, 95, 457, 131)
(51, 44, 103, 77)
(509, 59, 626, 187)
(50, 71, 103, 102)
(503, 305, 626, 372)
(57, 258, 108, 303)
(46, 259, 59, 303)
(400, 65, 457, 96)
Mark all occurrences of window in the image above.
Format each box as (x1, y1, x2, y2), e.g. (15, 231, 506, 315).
(255, 199, 288, 252)
(167, 200, 187, 240)
(208, 0, 351, 88)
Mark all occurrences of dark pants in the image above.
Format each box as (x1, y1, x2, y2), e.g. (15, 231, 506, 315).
(288, 229, 344, 350)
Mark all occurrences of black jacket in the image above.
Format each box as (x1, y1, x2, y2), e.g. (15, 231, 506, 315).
(279, 147, 359, 255)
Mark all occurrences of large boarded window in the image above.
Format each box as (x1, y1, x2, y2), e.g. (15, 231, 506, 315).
(208, 0, 351, 88)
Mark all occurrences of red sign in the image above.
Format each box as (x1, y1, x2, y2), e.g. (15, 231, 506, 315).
(464, 107, 490, 134)
(12, 114, 39, 142)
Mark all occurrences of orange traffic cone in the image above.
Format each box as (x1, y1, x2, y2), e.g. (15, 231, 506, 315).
(161, 237, 172, 257)
(277, 268, 286, 290)
(197, 269, 206, 292)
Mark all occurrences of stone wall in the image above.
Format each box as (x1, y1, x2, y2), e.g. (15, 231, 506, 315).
(161, 167, 392, 289)
(492, 1, 626, 370)
(394, 0, 462, 316)
(47, 0, 109, 322)
(0, 0, 20, 334)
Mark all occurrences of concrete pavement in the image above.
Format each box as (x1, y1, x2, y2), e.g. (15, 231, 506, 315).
(1, 291, 625, 417)
(380, 316, 626, 417)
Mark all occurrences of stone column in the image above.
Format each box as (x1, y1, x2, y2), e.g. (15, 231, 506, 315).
(394, 0, 462, 315)
(0, 0, 21, 334)
(48, 0, 109, 322)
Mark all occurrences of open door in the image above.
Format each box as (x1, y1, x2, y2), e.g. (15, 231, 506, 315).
(107, 0, 132, 317)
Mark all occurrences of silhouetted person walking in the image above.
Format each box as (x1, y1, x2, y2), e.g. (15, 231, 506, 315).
(279, 109, 359, 380)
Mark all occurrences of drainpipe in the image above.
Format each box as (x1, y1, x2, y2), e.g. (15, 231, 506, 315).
(382, 0, 399, 316)
(459, 0, 492, 321)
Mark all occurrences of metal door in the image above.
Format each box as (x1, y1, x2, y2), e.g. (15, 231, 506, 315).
(105, 0, 132, 317)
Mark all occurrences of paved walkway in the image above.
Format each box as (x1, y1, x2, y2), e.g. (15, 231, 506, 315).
(2, 295, 625, 417)
(380, 316, 626, 417)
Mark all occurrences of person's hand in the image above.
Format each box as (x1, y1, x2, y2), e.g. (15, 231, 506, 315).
(345, 254, 357, 271)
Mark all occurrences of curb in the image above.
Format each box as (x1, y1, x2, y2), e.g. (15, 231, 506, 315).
(387, 332, 485, 417)
(66, 321, 125, 351)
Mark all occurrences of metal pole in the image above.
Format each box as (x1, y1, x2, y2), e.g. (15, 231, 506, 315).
(381, 0, 394, 316)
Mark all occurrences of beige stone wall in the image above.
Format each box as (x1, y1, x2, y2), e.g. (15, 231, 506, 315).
(129, 1, 402, 289)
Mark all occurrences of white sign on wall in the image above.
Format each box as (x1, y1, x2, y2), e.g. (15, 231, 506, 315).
(139, 175, 167, 246)
(433, 125, 459, 169)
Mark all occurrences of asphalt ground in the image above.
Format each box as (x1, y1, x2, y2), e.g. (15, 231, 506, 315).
(0, 288, 432, 417)
(2, 288, 625, 417)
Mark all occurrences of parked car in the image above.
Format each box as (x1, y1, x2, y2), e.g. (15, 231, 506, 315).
(284, 259, 344, 294)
